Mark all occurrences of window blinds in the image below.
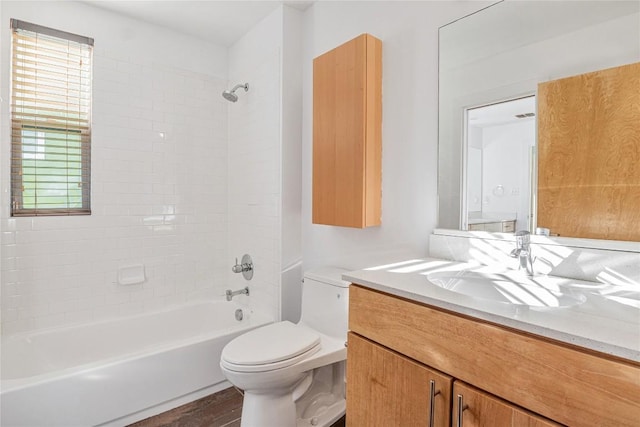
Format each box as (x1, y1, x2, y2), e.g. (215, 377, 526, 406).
(10, 19, 93, 216)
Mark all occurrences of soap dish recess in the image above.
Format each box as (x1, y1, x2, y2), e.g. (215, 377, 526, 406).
(118, 264, 146, 285)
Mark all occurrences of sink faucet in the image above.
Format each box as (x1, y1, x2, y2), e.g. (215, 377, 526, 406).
(510, 230, 535, 277)
(226, 286, 249, 301)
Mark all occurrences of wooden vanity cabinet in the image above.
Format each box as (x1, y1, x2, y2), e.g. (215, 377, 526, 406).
(346, 331, 553, 427)
(346, 332, 452, 427)
(312, 33, 382, 228)
(347, 285, 640, 427)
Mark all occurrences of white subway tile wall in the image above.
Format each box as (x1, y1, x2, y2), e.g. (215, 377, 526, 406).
(1, 45, 229, 335)
(227, 49, 282, 321)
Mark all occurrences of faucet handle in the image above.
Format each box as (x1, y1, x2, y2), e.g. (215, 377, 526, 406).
(232, 258, 242, 273)
(231, 254, 254, 280)
(515, 230, 530, 247)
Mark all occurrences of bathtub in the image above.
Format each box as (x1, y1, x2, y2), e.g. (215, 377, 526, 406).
(0, 300, 272, 426)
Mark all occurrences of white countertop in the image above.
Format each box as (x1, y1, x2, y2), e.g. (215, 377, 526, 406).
(343, 258, 640, 362)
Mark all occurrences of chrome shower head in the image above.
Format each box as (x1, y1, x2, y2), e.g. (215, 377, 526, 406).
(222, 83, 249, 102)
(222, 91, 238, 102)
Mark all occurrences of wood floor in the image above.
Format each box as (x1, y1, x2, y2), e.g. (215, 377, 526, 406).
(128, 387, 346, 427)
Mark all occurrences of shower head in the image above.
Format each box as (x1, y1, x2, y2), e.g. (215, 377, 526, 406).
(222, 83, 249, 102)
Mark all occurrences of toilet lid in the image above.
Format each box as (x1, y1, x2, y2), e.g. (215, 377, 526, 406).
(222, 321, 320, 366)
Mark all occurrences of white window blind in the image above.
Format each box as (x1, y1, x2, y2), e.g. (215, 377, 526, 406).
(10, 19, 93, 216)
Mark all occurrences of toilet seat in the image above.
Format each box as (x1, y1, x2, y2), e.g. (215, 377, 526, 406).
(221, 321, 321, 373)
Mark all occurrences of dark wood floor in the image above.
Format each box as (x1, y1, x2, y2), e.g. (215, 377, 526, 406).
(128, 387, 346, 427)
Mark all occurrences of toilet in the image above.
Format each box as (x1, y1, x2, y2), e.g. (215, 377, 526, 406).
(220, 267, 350, 427)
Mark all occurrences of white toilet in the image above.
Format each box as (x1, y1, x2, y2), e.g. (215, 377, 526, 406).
(220, 267, 350, 427)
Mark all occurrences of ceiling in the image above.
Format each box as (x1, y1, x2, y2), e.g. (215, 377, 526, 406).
(468, 96, 536, 128)
(82, 1, 314, 46)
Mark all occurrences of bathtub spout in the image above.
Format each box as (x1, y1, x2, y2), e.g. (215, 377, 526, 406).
(226, 286, 249, 301)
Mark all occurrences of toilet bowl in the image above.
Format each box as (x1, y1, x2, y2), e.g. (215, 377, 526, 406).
(220, 267, 350, 427)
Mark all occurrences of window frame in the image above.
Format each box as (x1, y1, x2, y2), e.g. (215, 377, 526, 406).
(10, 19, 93, 217)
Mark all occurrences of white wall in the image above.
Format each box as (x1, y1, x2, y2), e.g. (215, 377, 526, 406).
(227, 5, 303, 322)
(227, 7, 282, 321)
(0, 1, 229, 334)
(301, 1, 487, 271)
(482, 120, 535, 230)
(280, 7, 304, 322)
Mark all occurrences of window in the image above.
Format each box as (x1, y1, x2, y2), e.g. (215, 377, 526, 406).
(10, 19, 93, 216)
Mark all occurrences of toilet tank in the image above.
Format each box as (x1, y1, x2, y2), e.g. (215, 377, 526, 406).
(300, 267, 350, 340)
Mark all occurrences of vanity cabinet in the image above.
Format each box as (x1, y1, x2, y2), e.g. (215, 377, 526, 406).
(312, 33, 382, 228)
(347, 285, 640, 427)
(347, 331, 560, 427)
(346, 332, 452, 427)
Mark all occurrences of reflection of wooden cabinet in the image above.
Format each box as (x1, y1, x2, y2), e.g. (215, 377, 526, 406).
(468, 220, 515, 232)
(312, 33, 382, 228)
(537, 61, 640, 241)
(346, 332, 452, 427)
(348, 285, 640, 427)
(453, 382, 560, 427)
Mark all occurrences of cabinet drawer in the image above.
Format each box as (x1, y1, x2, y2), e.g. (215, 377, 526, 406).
(349, 285, 640, 427)
(502, 220, 515, 232)
(482, 222, 502, 232)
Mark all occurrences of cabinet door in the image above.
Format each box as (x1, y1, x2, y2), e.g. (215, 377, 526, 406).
(537, 61, 640, 241)
(312, 33, 382, 228)
(346, 332, 452, 427)
(453, 381, 562, 427)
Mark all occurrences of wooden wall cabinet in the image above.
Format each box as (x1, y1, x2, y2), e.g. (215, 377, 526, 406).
(312, 33, 382, 228)
(347, 285, 640, 427)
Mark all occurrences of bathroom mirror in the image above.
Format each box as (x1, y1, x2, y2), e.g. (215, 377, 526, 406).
(438, 0, 640, 238)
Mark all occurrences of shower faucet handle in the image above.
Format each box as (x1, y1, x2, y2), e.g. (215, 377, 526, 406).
(232, 258, 243, 273)
(232, 254, 254, 280)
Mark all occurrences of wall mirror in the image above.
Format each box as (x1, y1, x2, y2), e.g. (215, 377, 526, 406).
(438, 0, 640, 240)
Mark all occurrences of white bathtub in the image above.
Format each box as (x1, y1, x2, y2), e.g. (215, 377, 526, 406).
(0, 300, 272, 427)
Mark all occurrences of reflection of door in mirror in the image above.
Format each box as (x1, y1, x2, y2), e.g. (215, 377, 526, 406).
(467, 147, 482, 213)
(465, 96, 536, 233)
(537, 62, 640, 241)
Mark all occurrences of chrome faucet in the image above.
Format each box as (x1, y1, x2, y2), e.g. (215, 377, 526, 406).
(226, 286, 249, 301)
(510, 230, 535, 277)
